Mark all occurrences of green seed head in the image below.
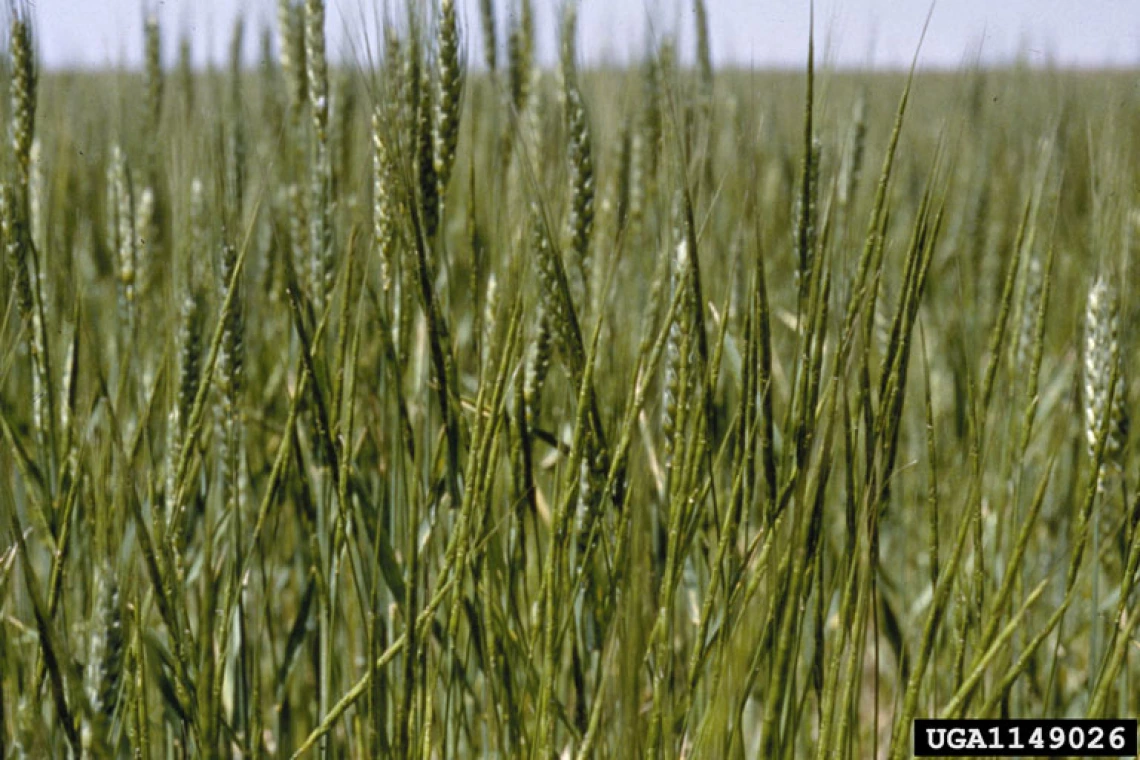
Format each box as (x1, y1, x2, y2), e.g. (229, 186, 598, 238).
(565, 84, 594, 270)
(10, 8, 37, 188)
(144, 14, 163, 130)
(434, 0, 462, 199)
(304, 0, 328, 140)
(1084, 273, 1127, 464)
(372, 110, 395, 291)
(278, 0, 307, 115)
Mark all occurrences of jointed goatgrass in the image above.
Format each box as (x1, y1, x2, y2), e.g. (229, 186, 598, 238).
(2, 1, 1140, 757)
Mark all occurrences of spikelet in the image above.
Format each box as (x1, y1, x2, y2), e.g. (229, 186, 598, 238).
(181, 176, 203, 288)
(27, 141, 50, 435)
(1014, 251, 1042, 372)
(524, 202, 569, 427)
(662, 238, 693, 473)
(218, 241, 244, 409)
(398, 21, 422, 150)
(497, 0, 533, 176)
(11, 694, 36, 758)
(226, 18, 246, 226)
(278, 0, 306, 117)
(481, 272, 498, 370)
(575, 430, 598, 536)
(278, 186, 305, 304)
(3, 14, 40, 424)
(381, 26, 404, 132)
(309, 161, 332, 313)
(10, 8, 36, 189)
(611, 120, 632, 237)
(304, 0, 328, 142)
(60, 331, 76, 443)
(478, 0, 497, 71)
(143, 14, 163, 135)
(557, 2, 578, 99)
(513, 67, 544, 180)
(225, 121, 246, 227)
(417, 66, 440, 240)
(0, 180, 42, 455)
(1084, 274, 1128, 478)
(395, 253, 414, 367)
(530, 204, 584, 377)
(105, 150, 121, 255)
(85, 563, 124, 732)
(694, 0, 713, 91)
(564, 84, 594, 292)
(838, 96, 867, 209)
(434, 0, 462, 203)
(305, 0, 333, 312)
(177, 290, 202, 430)
(2, 183, 33, 320)
(627, 128, 647, 246)
(28, 137, 43, 253)
(218, 240, 244, 512)
(135, 186, 156, 302)
(261, 187, 284, 305)
(560, 3, 593, 271)
(793, 137, 821, 298)
(507, 0, 533, 117)
(169, 285, 201, 528)
(165, 404, 183, 520)
(640, 45, 663, 180)
(259, 24, 277, 121)
(523, 307, 552, 426)
(636, 224, 672, 363)
(177, 35, 194, 112)
(372, 110, 395, 291)
(108, 146, 136, 333)
(6, 163, 49, 451)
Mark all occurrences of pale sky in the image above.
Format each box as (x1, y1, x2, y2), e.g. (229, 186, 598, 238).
(26, 0, 1140, 70)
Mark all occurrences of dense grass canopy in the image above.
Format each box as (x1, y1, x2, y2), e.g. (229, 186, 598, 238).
(2, 1, 1140, 757)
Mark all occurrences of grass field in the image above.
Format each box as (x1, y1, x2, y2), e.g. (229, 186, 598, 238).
(2, 0, 1139, 757)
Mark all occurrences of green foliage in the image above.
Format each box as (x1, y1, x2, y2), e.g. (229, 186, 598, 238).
(2, 2, 1140, 757)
